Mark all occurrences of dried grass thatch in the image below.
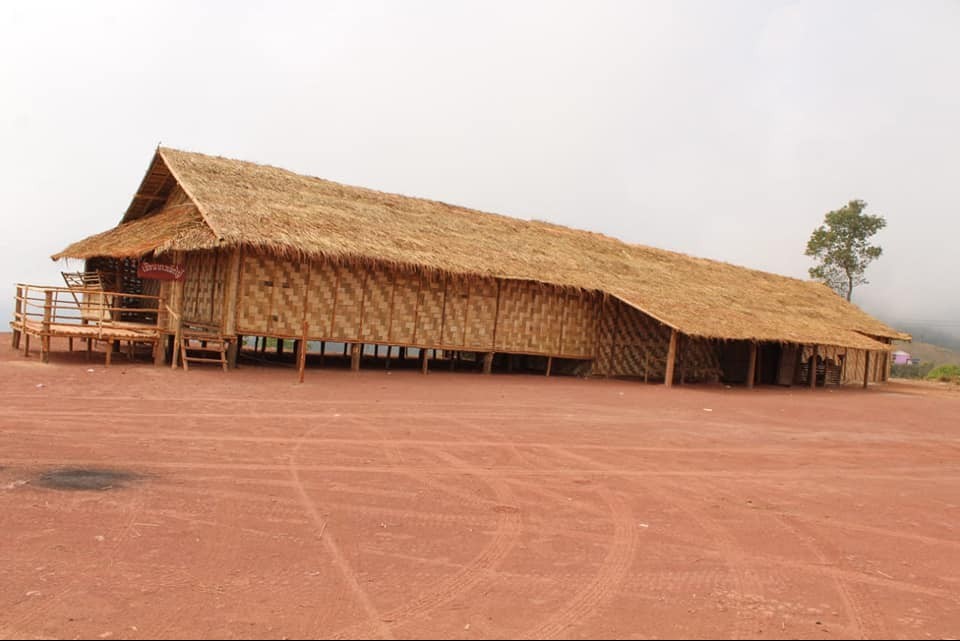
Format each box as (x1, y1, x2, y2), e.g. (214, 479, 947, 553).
(53, 147, 907, 349)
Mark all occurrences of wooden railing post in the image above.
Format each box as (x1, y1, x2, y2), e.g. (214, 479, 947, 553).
(11, 286, 22, 349)
(41, 289, 53, 363)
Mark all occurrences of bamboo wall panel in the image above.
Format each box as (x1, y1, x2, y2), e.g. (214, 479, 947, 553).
(559, 293, 600, 357)
(415, 273, 446, 345)
(679, 338, 723, 382)
(592, 299, 673, 378)
(182, 249, 226, 326)
(389, 271, 420, 344)
(331, 264, 364, 340)
(303, 260, 338, 337)
(361, 266, 393, 343)
(272, 260, 309, 335)
(463, 278, 497, 349)
(441, 276, 470, 347)
(805, 346, 887, 385)
(494, 281, 530, 353)
(236, 252, 274, 334)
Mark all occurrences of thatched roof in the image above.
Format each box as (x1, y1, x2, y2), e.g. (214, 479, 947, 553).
(54, 147, 908, 349)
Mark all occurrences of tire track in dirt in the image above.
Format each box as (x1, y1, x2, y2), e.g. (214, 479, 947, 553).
(771, 514, 875, 639)
(657, 480, 771, 640)
(543, 443, 769, 640)
(330, 448, 523, 638)
(287, 426, 394, 640)
(523, 487, 638, 640)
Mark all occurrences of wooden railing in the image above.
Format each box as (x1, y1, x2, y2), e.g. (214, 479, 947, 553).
(11, 284, 163, 362)
(13, 283, 160, 331)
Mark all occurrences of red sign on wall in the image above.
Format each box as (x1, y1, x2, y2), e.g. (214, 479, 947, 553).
(137, 261, 186, 281)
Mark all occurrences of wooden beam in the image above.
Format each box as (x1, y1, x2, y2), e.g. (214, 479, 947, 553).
(809, 345, 818, 389)
(863, 351, 871, 389)
(351, 343, 361, 371)
(11, 285, 22, 349)
(483, 352, 493, 375)
(746, 342, 757, 389)
(226, 335, 240, 369)
(664, 329, 678, 387)
(298, 323, 308, 383)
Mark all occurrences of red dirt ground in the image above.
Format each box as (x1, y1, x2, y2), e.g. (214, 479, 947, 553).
(1, 336, 959, 640)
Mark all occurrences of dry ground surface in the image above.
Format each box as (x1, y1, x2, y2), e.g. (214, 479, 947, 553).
(1, 336, 959, 640)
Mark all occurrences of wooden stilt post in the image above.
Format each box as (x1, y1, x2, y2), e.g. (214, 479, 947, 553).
(153, 334, 166, 366)
(298, 322, 308, 383)
(351, 343, 361, 371)
(449, 351, 456, 371)
(11, 286, 22, 349)
(755, 344, 763, 386)
(863, 351, 871, 389)
(809, 345, 819, 389)
(41, 290, 53, 363)
(678, 336, 685, 385)
(385, 345, 392, 370)
(23, 333, 30, 357)
(421, 348, 430, 375)
(277, 339, 284, 355)
(319, 341, 325, 367)
(483, 352, 493, 375)
(746, 342, 757, 389)
(664, 329, 678, 387)
(227, 335, 241, 369)
(105, 340, 115, 367)
(643, 350, 649, 383)
(546, 356, 553, 377)
(68, 337, 73, 352)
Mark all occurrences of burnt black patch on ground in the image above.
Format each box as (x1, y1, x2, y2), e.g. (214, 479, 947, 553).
(35, 468, 142, 491)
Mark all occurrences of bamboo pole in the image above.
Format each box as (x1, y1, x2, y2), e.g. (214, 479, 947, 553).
(746, 342, 757, 389)
(863, 351, 871, 389)
(298, 322, 308, 383)
(664, 329, 678, 387)
(809, 345, 818, 389)
(41, 290, 53, 363)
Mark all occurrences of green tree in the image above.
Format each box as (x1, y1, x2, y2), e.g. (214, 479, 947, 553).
(805, 199, 886, 301)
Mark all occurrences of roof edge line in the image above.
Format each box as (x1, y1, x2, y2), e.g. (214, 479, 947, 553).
(609, 294, 679, 332)
(157, 148, 225, 242)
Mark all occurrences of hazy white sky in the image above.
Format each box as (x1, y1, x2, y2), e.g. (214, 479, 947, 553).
(2, 0, 958, 332)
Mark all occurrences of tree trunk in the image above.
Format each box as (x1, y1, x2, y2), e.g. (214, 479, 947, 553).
(846, 274, 853, 301)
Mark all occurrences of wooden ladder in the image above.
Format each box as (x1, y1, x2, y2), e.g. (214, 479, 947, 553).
(180, 331, 229, 372)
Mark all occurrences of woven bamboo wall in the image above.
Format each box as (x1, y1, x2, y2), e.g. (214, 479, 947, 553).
(590, 298, 721, 380)
(233, 252, 600, 358)
(182, 249, 227, 326)
(807, 346, 888, 385)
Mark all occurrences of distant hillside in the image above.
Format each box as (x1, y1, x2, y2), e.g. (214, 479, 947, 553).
(894, 340, 960, 366)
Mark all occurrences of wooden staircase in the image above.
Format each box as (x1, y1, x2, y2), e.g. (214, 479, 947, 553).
(179, 328, 230, 372)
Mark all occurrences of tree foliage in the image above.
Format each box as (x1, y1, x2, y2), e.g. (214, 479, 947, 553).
(805, 200, 886, 301)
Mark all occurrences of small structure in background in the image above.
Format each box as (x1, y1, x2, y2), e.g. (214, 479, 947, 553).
(892, 350, 913, 365)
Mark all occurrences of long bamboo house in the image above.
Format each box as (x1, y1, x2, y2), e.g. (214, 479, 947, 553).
(27, 147, 907, 386)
